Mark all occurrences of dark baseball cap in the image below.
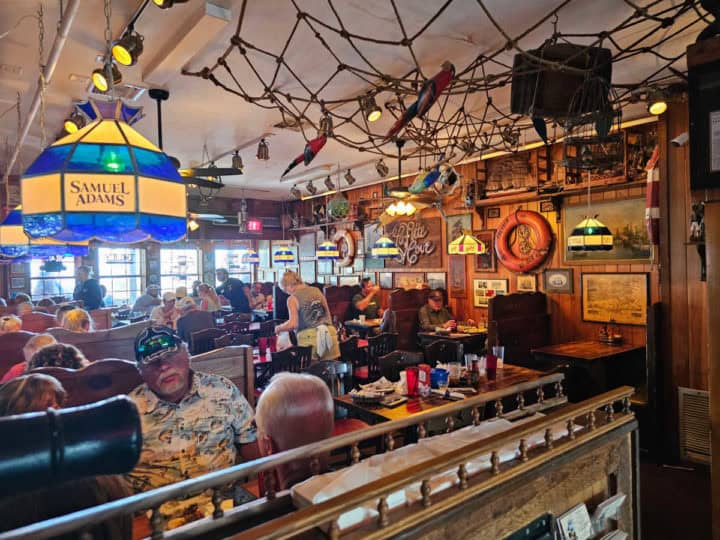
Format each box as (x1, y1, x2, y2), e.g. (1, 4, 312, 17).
(134, 326, 183, 365)
(429, 292, 443, 301)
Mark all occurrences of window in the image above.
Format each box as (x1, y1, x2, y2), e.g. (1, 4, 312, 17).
(30, 256, 76, 299)
(160, 248, 201, 293)
(96, 247, 145, 306)
(214, 248, 253, 284)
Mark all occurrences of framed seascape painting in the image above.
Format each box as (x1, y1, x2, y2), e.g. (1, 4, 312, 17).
(379, 272, 393, 289)
(581, 273, 648, 325)
(339, 275, 360, 287)
(446, 214, 473, 245)
(516, 274, 536, 292)
(426, 272, 446, 290)
(473, 230, 497, 272)
(448, 255, 466, 298)
(563, 198, 651, 264)
(394, 272, 425, 290)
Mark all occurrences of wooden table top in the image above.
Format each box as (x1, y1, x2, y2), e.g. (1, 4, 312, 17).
(531, 340, 645, 361)
(418, 329, 487, 341)
(344, 318, 382, 329)
(335, 364, 557, 423)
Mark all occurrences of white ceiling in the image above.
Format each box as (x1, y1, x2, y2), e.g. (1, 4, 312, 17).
(0, 0, 705, 201)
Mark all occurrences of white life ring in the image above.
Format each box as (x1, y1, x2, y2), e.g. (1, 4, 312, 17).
(333, 229, 355, 267)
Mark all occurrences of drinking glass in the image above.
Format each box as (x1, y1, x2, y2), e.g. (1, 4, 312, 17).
(435, 369, 449, 394)
(406, 366, 419, 396)
(486, 352, 497, 379)
(492, 345, 505, 369)
(258, 337, 268, 358)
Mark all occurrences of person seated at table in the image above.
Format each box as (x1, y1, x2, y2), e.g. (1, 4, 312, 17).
(198, 283, 222, 312)
(55, 303, 75, 327)
(250, 282, 266, 310)
(133, 284, 162, 315)
(215, 268, 251, 314)
(418, 289, 457, 332)
(175, 296, 214, 344)
(0, 314, 22, 335)
(11, 293, 31, 307)
(27, 343, 89, 371)
(256, 372, 334, 490)
(62, 308, 94, 332)
(352, 277, 383, 320)
(0, 373, 67, 415)
(1, 333, 57, 383)
(274, 271, 340, 362)
(126, 326, 257, 497)
(36, 297, 56, 311)
(191, 280, 202, 298)
(150, 292, 179, 329)
(175, 286, 190, 303)
(16, 302, 33, 317)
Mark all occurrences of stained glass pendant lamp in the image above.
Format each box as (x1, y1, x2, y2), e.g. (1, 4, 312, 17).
(316, 240, 339, 260)
(21, 100, 187, 243)
(272, 245, 295, 264)
(371, 235, 400, 259)
(0, 206, 88, 260)
(567, 169, 613, 251)
(448, 231, 485, 255)
(242, 248, 260, 265)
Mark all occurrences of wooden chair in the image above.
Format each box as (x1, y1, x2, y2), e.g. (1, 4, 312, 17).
(191, 345, 255, 407)
(339, 336, 364, 379)
(48, 320, 153, 362)
(362, 332, 397, 382)
(270, 346, 312, 374)
(0, 331, 36, 379)
(378, 350, 425, 381)
(423, 339, 464, 366)
(303, 360, 353, 397)
(190, 328, 226, 355)
(20, 312, 57, 333)
(387, 288, 432, 351)
(29, 359, 142, 407)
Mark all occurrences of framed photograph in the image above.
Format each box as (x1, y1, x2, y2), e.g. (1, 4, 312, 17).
(581, 273, 648, 325)
(544, 268, 574, 294)
(339, 275, 359, 287)
(426, 272, 446, 290)
(363, 223, 385, 270)
(448, 255, 466, 298)
(539, 200, 555, 213)
(317, 259, 333, 275)
(487, 207, 501, 219)
(446, 213, 473, 247)
(299, 232, 315, 259)
(517, 274, 537, 292)
(473, 230, 497, 272)
(10, 277, 25, 289)
(10, 263, 25, 275)
(394, 272, 425, 289)
(299, 260, 316, 284)
(563, 198, 651, 264)
(258, 240, 271, 269)
(473, 278, 509, 307)
(378, 272, 393, 289)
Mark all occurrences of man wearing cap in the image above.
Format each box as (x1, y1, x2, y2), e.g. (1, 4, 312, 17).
(132, 284, 162, 315)
(126, 326, 257, 499)
(150, 292, 179, 328)
(418, 289, 456, 332)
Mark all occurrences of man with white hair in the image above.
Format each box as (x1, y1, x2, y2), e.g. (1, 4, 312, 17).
(255, 372, 335, 490)
(132, 284, 162, 315)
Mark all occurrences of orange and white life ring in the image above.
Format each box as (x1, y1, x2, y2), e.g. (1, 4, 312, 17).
(494, 210, 553, 272)
(333, 229, 356, 267)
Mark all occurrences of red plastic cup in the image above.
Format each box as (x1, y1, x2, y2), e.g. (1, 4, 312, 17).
(406, 366, 419, 397)
(268, 335, 277, 353)
(486, 353, 497, 379)
(258, 337, 268, 357)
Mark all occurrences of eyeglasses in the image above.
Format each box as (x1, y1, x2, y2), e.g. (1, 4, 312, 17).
(135, 328, 181, 365)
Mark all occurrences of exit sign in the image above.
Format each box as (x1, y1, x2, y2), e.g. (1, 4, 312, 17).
(246, 218, 263, 232)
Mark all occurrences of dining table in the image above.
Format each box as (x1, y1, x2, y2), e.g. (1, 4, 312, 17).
(343, 318, 382, 338)
(417, 327, 487, 353)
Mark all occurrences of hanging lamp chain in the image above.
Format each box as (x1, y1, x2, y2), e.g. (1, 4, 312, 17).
(38, 3, 47, 149)
(104, 0, 115, 99)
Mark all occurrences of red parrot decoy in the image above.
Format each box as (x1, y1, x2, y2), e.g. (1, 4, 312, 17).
(384, 61, 455, 141)
(280, 133, 327, 178)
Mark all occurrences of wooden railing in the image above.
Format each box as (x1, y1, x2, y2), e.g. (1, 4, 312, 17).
(0, 382, 637, 540)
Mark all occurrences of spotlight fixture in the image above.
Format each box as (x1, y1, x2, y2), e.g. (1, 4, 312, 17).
(501, 125, 519, 147)
(112, 30, 144, 66)
(647, 89, 668, 115)
(360, 94, 382, 123)
(376, 159, 389, 177)
(92, 63, 122, 93)
(231, 151, 244, 171)
(324, 176, 335, 191)
(290, 185, 302, 199)
(256, 138, 269, 160)
(306, 180, 317, 195)
(344, 169, 356, 185)
(187, 218, 200, 232)
(64, 111, 87, 134)
(152, 0, 190, 8)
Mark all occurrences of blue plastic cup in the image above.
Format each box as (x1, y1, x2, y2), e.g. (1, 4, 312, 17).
(431, 368, 449, 390)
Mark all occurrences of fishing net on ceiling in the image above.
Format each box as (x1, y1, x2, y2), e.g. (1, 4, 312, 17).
(184, 0, 706, 164)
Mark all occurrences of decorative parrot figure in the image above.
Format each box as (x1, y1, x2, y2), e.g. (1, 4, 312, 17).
(280, 133, 327, 178)
(409, 167, 442, 194)
(384, 61, 455, 141)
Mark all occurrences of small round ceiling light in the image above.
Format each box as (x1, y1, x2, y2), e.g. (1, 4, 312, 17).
(112, 31, 144, 66)
(360, 94, 382, 123)
(64, 111, 87, 134)
(92, 63, 122, 93)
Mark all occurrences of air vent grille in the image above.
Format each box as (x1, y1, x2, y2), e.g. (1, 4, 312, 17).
(678, 387, 710, 464)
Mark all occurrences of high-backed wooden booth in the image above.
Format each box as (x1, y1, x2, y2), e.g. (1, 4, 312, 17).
(487, 292, 550, 367)
(324, 285, 361, 324)
(387, 288, 432, 351)
(0, 330, 35, 377)
(48, 321, 153, 362)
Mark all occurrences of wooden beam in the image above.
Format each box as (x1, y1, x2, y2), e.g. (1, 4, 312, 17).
(706, 201, 720, 540)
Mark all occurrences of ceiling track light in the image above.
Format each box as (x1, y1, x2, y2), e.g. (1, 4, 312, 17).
(290, 185, 302, 199)
(64, 111, 87, 134)
(647, 89, 668, 115)
(112, 30, 144, 66)
(376, 159, 389, 177)
(232, 151, 244, 171)
(256, 138, 269, 160)
(344, 169, 356, 185)
(153, 0, 190, 8)
(306, 180, 317, 195)
(324, 175, 335, 191)
(360, 94, 382, 123)
(91, 63, 122, 93)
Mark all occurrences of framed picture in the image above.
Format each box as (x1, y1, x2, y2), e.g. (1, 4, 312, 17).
(378, 272, 393, 289)
(299, 260, 316, 283)
(473, 230, 497, 272)
(299, 232, 315, 259)
(473, 278, 509, 307)
(339, 275, 359, 287)
(539, 200, 555, 213)
(258, 240, 270, 269)
(10, 263, 25, 275)
(394, 272, 425, 289)
(426, 272, 446, 290)
(363, 223, 385, 270)
(581, 273, 648, 325)
(448, 255, 466, 298)
(517, 274, 536, 292)
(317, 259, 333, 275)
(446, 213, 473, 247)
(487, 207, 501, 219)
(10, 277, 25, 289)
(544, 268, 574, 294)
(563, 198, 652, 264)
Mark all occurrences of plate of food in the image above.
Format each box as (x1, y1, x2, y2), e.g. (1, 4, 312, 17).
(359, 377, 396, 394)
(349, 388, 384, 404)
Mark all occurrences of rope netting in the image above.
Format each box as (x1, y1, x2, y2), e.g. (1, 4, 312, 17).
(183, 0, 707, 165)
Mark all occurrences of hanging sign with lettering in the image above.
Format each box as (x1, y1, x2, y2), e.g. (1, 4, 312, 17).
(385, 217, 442, 268)
(64, 174, 136, 212)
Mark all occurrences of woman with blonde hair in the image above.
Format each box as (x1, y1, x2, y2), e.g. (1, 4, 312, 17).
(198, 283, 222, 312)
(0, 315, 22, 335)
(0, 373, 66, 416)
(62, 308, 94, 332)
(274, 271, 339, 362)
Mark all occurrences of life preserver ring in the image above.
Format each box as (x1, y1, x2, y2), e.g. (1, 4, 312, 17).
(333, 229, 355, 267)
(495, 210, 553, 272)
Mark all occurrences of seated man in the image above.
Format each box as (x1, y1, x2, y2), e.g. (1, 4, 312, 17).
(126, 326, 256, 496)
(250, 282, 266, 310)
(418, 289, 455, 332)
(255, 373, 334, 490)
(150, 292, 179, 329)
(132, 284, 162, 315)
(352, 278, 383, 320)
(175, 297, 214, 344)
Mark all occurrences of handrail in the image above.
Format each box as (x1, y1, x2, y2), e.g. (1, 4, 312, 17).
(0, 370, 565, 540)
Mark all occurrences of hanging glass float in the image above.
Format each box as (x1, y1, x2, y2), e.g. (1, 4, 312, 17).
(21, 100, 187, 243)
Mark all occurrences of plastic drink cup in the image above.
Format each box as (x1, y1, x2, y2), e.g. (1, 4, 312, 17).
(435, 368, 449, 394)
(486, 353, 497, 379)
(258, 337, 268, 357)
(359, 314, 366, 323)
(492, 345, 505, 369)
(406, 366, 419, 396)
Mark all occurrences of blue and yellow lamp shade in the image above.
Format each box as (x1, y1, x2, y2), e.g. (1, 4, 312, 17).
(448, 231, 485, 255)
(242, 249, 260, 265)
(21, 115, 186, 243)
(371, 236, 400, 259)
(567, 217, 614, 251)
(0, 206, 89, 260)
(316, 240, 339, 260)
(272, 246, 295, 264)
